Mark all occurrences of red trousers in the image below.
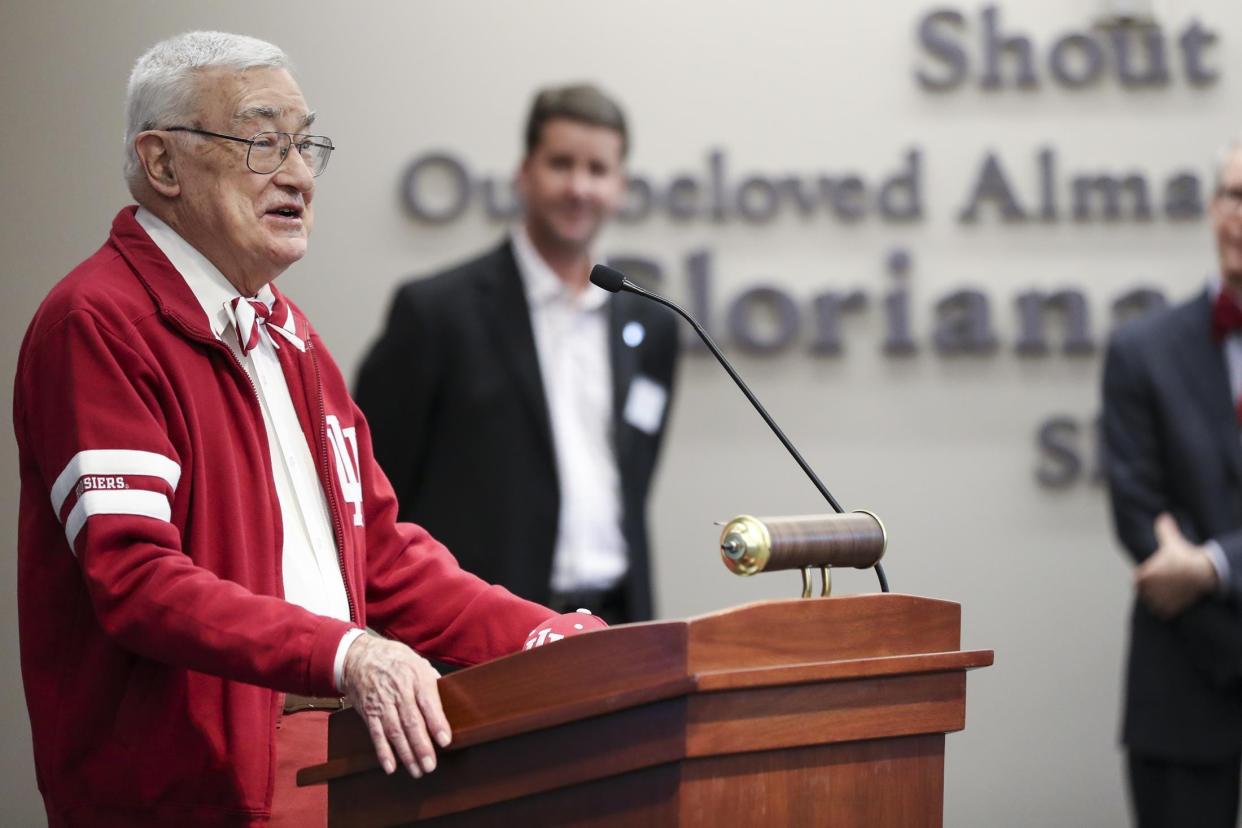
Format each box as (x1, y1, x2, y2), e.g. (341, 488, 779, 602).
(270, 710, 330, 827)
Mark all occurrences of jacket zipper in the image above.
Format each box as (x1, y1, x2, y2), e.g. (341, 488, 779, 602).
(309, 344, 358, 625)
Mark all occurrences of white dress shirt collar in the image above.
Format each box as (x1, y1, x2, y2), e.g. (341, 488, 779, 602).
(510, 224, 609, 313)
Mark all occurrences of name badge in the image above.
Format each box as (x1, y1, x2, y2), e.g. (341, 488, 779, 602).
(623, 375, 668, 436)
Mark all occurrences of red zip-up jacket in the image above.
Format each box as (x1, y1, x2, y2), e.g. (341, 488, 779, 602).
(13, 207, 555, 826)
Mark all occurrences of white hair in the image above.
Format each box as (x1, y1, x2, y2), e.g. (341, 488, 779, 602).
(124, 31, 291, 189)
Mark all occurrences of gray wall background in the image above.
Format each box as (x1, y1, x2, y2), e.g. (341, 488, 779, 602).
(3, 0, 1239, 824)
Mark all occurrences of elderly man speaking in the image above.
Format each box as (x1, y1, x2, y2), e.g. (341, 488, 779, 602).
(12, 32, 588, 826)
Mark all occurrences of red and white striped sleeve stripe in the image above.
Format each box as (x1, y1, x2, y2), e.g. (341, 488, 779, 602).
(49, 449, 182, 550)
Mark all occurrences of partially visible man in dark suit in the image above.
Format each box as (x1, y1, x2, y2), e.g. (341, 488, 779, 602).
(356, 84, 678, 624)
(1103, 140, 1242, 827)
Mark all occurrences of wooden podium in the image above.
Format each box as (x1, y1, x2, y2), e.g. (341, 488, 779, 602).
(300, 594, 992, 827)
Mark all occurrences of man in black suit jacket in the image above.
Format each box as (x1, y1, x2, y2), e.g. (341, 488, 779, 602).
(356, 85, 678, 624)
(1103, 142, 1242, 827)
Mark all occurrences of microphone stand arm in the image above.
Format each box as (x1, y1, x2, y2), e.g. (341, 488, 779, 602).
(622, 279, 890, 593)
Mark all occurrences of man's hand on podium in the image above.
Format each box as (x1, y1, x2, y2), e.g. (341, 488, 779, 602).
(339, 612, 606, 781)
(524, 609, 608, 650)
(341, 635, 450, 779)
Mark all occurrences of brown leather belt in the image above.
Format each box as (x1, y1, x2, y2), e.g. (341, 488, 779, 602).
(282, 693, 350, 714)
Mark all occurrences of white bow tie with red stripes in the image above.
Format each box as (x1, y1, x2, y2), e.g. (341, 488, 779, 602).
(228, 295, 306, 356)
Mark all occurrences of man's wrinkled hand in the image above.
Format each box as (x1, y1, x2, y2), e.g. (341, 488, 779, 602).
(340, 634, 450, 779)
(1135, 513, 1218, 619)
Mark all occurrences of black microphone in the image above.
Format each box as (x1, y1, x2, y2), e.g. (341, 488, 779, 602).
(591, 263, 889, 593)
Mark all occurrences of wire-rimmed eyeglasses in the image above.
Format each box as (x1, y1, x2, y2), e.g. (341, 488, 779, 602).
(162, 127, 334, 176)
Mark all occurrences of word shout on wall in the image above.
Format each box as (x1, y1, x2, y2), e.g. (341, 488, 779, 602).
(915, 4, 1218, 90)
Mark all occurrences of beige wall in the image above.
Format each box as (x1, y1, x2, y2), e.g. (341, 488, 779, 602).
(3, 0, 1240, 823)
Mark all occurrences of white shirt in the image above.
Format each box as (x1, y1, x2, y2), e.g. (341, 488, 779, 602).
(511, 226, 627, 592)
(1203, 277, 1240, 589)
(135, 208, 363, 689)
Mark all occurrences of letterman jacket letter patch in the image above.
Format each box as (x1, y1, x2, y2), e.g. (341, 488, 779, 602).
(325, 414, 363, 526)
